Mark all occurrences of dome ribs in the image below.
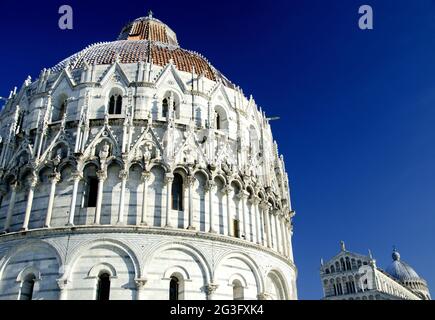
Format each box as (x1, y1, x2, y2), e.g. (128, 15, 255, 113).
(49, 13, 231, 84)
(150, 22, 169, 44)
(125, 19, 174, 45)
(150, 45, 216, 81)
(129, 21, 145, 38)
(50, 39, 231, 85)
(48, 12, 235, 87)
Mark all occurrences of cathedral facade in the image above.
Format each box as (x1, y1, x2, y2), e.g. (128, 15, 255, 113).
(320, 242, 431, 300)
(0, 13, 297, 300)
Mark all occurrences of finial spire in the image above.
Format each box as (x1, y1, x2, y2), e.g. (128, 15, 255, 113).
(148, 10, 153, 18)
(392, 246, 400, 261)
(340, 241, 346, 252)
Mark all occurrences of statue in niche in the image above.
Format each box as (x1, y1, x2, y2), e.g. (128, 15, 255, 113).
(99, 142, 110, 160)
(18, 154, 27, 167)
(221, 161, 230, 174)
(183, 145, 196, 164)
(143, 144, 153, 163)
(53, 148, 63, 166)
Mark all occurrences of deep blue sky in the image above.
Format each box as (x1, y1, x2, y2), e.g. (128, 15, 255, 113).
(1, 0, 434, 300)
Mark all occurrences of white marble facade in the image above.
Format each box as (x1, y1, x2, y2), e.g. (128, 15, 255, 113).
(0, 13, 297, 300)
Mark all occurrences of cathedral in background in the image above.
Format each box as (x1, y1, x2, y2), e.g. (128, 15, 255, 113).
(320, 242, 431, 300)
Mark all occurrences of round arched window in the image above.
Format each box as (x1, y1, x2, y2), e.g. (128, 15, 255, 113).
(96, 272, 111, 300)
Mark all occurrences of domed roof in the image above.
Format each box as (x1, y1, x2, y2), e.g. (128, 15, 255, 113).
(50, 11, 234, 88)
(117, 11, 179, 46)
(386, 249, 421, 281)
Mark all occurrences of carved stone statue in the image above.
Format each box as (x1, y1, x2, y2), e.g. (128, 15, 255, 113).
(143, 144, 152, 163)
(53, 148, 63, 166)
(99, 142, 110, 160)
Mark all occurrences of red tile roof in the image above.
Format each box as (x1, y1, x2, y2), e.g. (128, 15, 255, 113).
(50, 16, 235, 88)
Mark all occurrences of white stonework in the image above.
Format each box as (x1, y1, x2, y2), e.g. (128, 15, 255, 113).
(320, 242, 431, 300)
(0, 13, 297, 300)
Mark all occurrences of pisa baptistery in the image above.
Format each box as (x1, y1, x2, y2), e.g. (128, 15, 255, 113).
(0, 12, 297, 300)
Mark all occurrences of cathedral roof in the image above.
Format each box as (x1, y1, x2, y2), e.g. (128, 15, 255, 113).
(50, 11, 234, 88)
(386, 249, 421, 282)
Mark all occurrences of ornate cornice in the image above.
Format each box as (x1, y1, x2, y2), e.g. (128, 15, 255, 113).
(0, 226, 297, 272)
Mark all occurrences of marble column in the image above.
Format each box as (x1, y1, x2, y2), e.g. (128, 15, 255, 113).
(44, 173, 61, 228)
(165, 174, 174, 228)
(117, 170, 128, 224)
(67, 172, 82, 226)
(273, 211, 279, 251)
(280, 215, 288, 257)
(270, 211, 276, 250)
(57, 279, 69, 300)
(284, 220, 290, 258)
(139, 172, 150, 226)
(94, 170, 107, 225)
(287, 221, 294, 261)
(37, 130, 47, 159)
(205, 283, 219, 301)
(207, 180, 216, 233)
(238, 191, 249, 240)
(249, 198, 256, 243)
(270, 211, 276, 251)
(135, 279, 147, 300)
(223, 186, 233, 236)
(258, 203, 265, 246)
(261, 202, 272, 248)
(22, 176, 38, 231)
(81, 124, 90, 153)
(187, 176, 195, 230)
(3, 182, 18, 232)
(74, 121, 82, 153)
(251, 196, 261, 244)
(273, 211, 281, 254)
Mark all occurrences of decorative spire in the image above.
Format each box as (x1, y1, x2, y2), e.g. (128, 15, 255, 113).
(392, 247, 401, 261)
(104, 111, 109, 126)
(25, 76, 32, 86)
(148, 10, 153, 19)
(340, 241, 346, 252)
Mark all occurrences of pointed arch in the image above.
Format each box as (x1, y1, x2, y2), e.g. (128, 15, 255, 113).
(52, 93, 68, 122)
(214, 105, 229, 131)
